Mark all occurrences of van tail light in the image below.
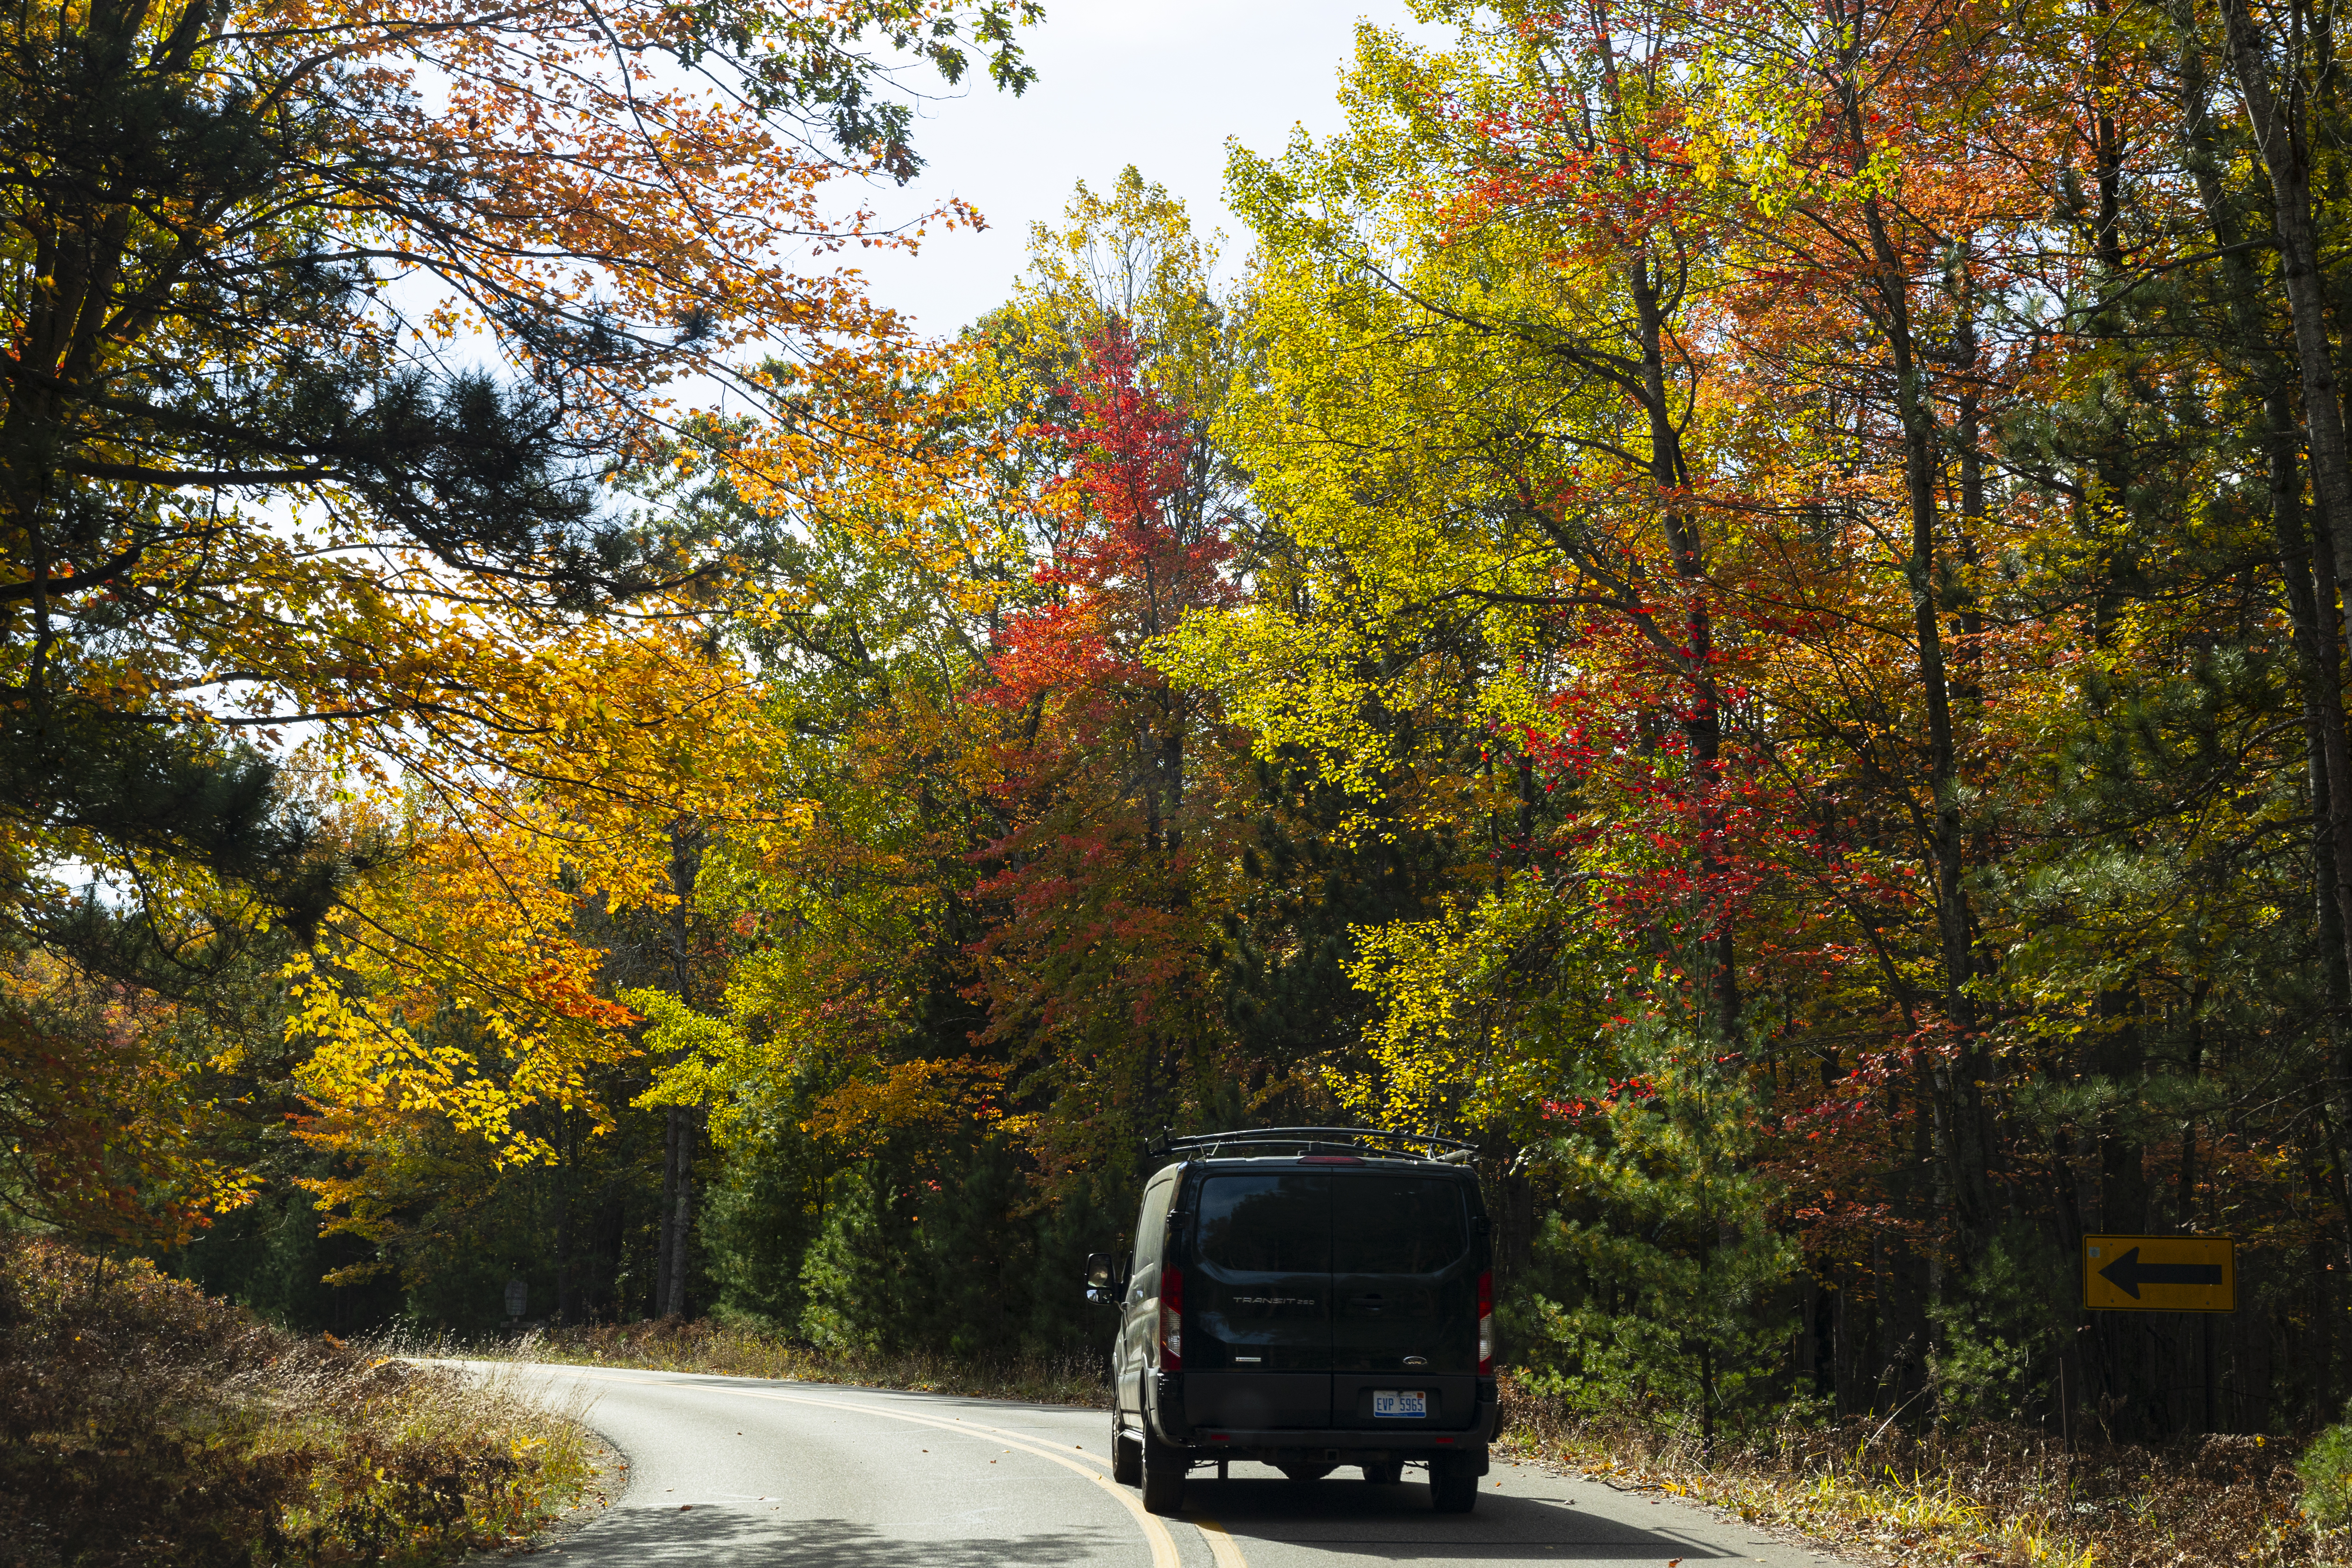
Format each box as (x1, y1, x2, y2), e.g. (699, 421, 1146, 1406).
(1159, 1266, 1184, 1370)
(1476, 1268, 1494, 1376)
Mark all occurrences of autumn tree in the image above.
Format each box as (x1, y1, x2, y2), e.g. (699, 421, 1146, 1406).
(2, 0, 1035, 1244)
(963, 316, 1240, 1173)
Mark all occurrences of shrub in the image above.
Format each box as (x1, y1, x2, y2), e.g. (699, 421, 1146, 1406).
(0, 1238, 594, 1566)
(2301, 1410, 2352, 1531)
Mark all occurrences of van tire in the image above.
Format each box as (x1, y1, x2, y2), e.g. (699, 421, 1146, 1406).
(1112, 1428, 1142, 1486)
(1362, 1461, 1402, 1484)
(1140, 1433, 1186, 1515)
(1429, 1461, 1478, 1513)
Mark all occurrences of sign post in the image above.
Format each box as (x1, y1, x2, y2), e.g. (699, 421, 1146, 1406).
(2081, 1234, 2235, 1313)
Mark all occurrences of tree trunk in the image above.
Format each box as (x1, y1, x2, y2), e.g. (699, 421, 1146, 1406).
(656, 1105, 678, 1317)
(2222, 0, 2352, 582)
(660, 1105, 695, 1319)
(553, 1155, 572, 1326)
(1946, 302, 2001, 1224)
(2195, 6, 2352, 1197)
(2193, 7, 2352, 991)
(1834, 39, 1980, 1275)
(1632, 250, 1741, 1039)
(651, 818, 709, 1320)
(2094, 981, 2150, 1436)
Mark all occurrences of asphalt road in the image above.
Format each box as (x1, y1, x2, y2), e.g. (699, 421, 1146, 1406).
(449, 1361, 1848, 1568)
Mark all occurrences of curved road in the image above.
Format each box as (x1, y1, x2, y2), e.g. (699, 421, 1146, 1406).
(450, 1361, 1844, 1568)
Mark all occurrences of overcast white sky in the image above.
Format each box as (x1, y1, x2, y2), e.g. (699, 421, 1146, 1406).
(842, 0, 1447, 335)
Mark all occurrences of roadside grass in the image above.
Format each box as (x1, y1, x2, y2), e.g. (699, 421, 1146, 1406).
(0, 1238, 602, 1567)
(1501, 1379, 2316, 1568)
(450, 1314, 1113, 1409)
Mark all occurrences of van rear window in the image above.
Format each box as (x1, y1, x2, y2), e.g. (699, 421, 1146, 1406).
(1331, 1177, 1469, 1273)
(1197, 1175, 1329, 1273)
(1197, 1173, 1471, 1275)
(1133, 1175, 1176, 1273)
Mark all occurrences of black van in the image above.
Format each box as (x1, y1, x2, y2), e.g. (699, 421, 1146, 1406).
(1084, 1128, 1499, 1517)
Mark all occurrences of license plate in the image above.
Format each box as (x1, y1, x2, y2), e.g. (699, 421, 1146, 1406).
(1372, 1390, 1427, 1419)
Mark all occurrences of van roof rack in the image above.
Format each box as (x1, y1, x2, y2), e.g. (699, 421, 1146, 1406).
(1147, 1126, 1476, 1162)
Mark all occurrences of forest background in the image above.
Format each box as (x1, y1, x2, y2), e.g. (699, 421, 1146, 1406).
(21, 0, 2352, 1453)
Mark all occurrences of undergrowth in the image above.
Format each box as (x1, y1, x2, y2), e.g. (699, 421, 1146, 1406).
(1501, 1377, 2316, 1568)
(0, 1238, 600, 1568)
(455, 1315, 1112, 1408)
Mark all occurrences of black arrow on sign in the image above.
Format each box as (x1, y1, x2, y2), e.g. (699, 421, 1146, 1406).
(2098, 1246, 2223, 1299)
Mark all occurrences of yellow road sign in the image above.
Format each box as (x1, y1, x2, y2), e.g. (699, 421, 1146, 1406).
(2082, 1234, 2235, 1312)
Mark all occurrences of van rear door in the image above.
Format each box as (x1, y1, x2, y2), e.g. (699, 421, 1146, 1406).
(1330, 1174, 1478, 1430)
(1184, 1172, 1330, 1429)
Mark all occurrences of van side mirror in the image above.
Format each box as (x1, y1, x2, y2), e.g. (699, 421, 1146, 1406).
(1083, 1251, 1131, 1304)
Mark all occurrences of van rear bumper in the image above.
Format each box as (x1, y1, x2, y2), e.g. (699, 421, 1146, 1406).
(1145, 1382, 1499, 1469)
(1179, 1429, 1493, 1475)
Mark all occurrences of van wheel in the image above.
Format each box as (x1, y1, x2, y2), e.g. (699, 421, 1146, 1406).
(1140, 1433, 1186, 1516)
(1429, 1461, 1478, 1513)
(1112, 1428, 1141, 1487)
(1362, 1461, 1402, 1484)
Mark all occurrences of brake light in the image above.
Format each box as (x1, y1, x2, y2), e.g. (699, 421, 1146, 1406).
(1476, 1268, 1493, 1376)
(1159, 1265, 1183, 1370)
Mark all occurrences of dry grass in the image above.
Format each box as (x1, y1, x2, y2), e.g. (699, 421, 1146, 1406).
(0, 1239, 601, 1567)
(1501, 1378, 2318, 1568)
(450, 1317, 1112, 1409)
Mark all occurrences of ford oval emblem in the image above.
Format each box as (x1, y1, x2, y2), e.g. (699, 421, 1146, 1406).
(1403, 1355, 1428, 1368)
